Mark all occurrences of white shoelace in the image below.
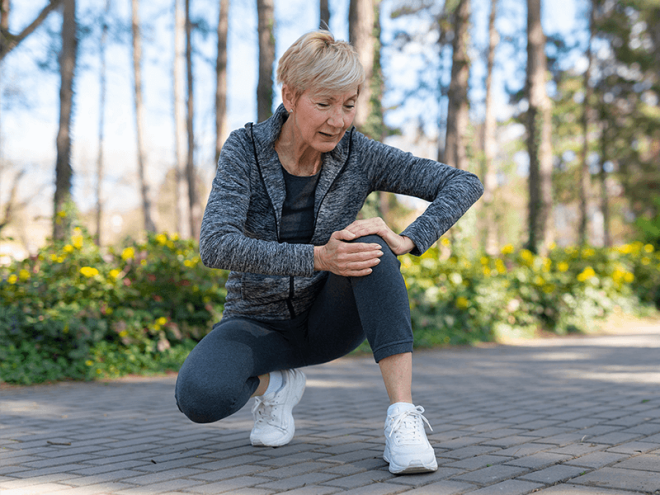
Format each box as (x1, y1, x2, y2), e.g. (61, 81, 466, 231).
(252, 395, 283, 430)
(388, 405, 433, 443)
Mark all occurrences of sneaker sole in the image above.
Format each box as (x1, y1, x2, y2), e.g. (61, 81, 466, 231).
(383, 447, 438, 474)
(250, 370, 306, 447)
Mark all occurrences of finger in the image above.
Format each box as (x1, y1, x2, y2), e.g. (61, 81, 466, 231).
(332, 229, 357, 241)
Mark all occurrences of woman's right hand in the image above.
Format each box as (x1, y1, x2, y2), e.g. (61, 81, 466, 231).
(314, 230, 383, 277)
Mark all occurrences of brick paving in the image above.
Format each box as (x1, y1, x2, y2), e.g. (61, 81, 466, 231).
(2, 327, 660, 494)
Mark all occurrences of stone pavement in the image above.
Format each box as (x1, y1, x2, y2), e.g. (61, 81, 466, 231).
(2, 328, 660, 495)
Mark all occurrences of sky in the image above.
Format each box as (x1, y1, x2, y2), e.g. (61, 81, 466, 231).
(1, 0, 586, 227)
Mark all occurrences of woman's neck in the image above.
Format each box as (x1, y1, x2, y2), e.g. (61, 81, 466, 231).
(275, 117, 322, 176)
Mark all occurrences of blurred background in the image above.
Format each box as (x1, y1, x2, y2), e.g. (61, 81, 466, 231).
(1, 0, 658, 257)
(1, 0, 659, 385)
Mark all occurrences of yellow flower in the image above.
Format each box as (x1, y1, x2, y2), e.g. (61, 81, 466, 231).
(72, 234, 83, 249)
(501, 244, 515, 255)
(80, 266, 99, 278)
(140, 259, 147, 266)
(440, 237, 451, 246)
(153, 324, 161, 331)
(543, 284, 555, 294)
(57, 256, 64, 263)
(19, 269, 30, 281)
(85, 360, 93, 366)
(558, 261, 569, 272)
(520, 249, 534, 264)
(548, 242, 557, 250)
(495, 259, 507, 274)
(119, 330, 128, 338)
(63, 244, 74, 253)
(156, 317, 168, 326)
(172, 233, 179, 241)
(644, 244, 654, 253)
(455, 296, 469, 310)
(534, 275, 545, 286)
(166, 241, 175, 249)
(155, 233, 168, 245)
(183, 259, 194, 268)
(7, 274, 17, 284)
(109, 269, 121, 279)
(51, 254, 59, 262)
(480, 256, 490, 265)
(121, 247, 135, 261)
(57, 210, 67, 218)
(623, 272, 635, 283)
(617, 244, 632, 254)
(483, 267, 491, 276)
(642, 257, 651, 266)
(577, 266, 596, 282)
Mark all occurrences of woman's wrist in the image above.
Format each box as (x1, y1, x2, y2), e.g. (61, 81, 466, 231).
(313, 245, 326, 271)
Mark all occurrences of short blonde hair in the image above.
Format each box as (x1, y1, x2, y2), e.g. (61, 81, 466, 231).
(277, 30, 365, 98)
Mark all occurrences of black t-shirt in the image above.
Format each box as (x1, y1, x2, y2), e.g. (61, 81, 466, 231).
(279, 166, 321, 244)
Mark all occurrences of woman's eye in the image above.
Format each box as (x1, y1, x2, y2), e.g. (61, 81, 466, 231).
(345, 105, 355, 109)
(317, 103, 329, 107)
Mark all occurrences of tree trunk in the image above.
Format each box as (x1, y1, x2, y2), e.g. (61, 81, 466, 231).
(600, 121, 611, 248)
(482, 0, 499, 255)
(349, 0, 374, 131)
(320, 0, 330, 29)
(0, 0, 8, 31)
(256, 0, 275, 123)
(525, 0, 553, 254)
(173, 0, 189, 238)
(95, 0, 109, 246)
(578, 1, 594, 246)
(185, 0, 200, 240)
(131, 0, 156, 233)
(215, 0, 229, 164)
(443, 0, 470, 170)
(53, 0, 76, 241)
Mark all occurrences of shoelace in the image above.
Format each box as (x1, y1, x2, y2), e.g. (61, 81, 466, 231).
(252, 395, 284, 430)
(388, 405, 433, 442)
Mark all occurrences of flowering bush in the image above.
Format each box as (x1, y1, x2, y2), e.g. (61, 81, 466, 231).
(1, 227, 658, 384)
(402, 239, 659, 347)
(1, 229, 226, 384)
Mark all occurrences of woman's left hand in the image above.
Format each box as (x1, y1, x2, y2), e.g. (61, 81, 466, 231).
(344, 218, 415, 256)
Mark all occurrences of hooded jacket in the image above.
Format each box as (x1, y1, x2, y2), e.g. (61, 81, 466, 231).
(200, 105, 484, 321)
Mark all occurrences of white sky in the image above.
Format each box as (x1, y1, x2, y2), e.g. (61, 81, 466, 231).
(1, 0, 584, 218)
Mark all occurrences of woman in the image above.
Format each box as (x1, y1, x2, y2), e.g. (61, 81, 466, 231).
(175, 30, 483, 475)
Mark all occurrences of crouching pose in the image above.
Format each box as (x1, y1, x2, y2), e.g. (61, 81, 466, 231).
(175, 30, 483, 474)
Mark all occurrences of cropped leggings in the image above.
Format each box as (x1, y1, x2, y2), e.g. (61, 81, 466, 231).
(175, 235, 413, 424)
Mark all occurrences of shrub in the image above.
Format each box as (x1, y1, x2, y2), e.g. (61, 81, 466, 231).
(1, 229, 658, 385)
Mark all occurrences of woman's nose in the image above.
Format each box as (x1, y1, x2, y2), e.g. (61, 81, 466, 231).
(327, 107, 344, 127)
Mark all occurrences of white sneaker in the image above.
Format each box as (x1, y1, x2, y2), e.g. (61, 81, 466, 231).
(250, 369, 306, 447)
(383, 403, 438, 474)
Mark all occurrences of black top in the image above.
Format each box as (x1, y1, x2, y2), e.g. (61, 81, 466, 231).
(279, 166, 321, 244)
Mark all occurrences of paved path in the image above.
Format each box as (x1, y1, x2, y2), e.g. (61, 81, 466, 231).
(2, 328, 660, 495)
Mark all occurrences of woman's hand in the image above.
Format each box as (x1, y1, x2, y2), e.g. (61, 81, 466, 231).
(344, 217, 415, 255)
(314, 230, 383, 277)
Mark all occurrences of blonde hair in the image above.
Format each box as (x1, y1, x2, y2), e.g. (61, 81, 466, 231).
(276, 30, 365, 98)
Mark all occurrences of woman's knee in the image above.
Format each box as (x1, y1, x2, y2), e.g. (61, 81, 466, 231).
(175, 367, 252, 423)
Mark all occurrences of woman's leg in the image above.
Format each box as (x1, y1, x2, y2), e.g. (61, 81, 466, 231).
(305, 234, 414, 368)
(174, 318, 303, 423)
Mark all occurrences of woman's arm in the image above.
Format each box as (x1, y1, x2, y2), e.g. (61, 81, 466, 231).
(199, 130, 315, 276)
(357, 134, 484, 255)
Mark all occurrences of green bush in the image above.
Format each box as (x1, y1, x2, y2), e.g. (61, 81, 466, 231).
(1, 227, 658, 385)
(1, 228, 226, 385)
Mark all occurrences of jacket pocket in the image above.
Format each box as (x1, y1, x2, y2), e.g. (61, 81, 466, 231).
(240, 273, 290, 304)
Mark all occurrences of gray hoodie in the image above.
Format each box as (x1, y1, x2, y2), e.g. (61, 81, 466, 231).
(200, 105, 484, 321)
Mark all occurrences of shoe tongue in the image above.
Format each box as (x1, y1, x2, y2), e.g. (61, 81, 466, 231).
(388, 402, 416, 417)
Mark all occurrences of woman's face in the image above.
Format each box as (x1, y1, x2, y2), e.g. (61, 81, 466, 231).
(287, 87, 359, 153)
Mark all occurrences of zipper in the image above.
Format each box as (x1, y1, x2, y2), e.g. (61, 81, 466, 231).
(250, 123, 296, 318)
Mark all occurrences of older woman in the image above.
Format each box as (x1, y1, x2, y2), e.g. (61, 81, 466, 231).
(175, 30, 483, 474)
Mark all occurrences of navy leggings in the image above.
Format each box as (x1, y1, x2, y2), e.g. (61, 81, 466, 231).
(175, 235, 413, 424)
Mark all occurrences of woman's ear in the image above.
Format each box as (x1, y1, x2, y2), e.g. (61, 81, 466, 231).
(282, 85, 296, 112)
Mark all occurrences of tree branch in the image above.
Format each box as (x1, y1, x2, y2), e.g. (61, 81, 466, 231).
(0, 0, 62, 62)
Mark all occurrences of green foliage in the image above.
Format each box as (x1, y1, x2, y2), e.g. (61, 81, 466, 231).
(1, 227, 226, 385)
(402, 238, 659, 346)
(1, 226, 658, 385)
(635, 196, 660, 250)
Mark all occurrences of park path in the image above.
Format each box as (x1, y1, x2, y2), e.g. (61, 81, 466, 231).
(2, 325, 660, 495)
